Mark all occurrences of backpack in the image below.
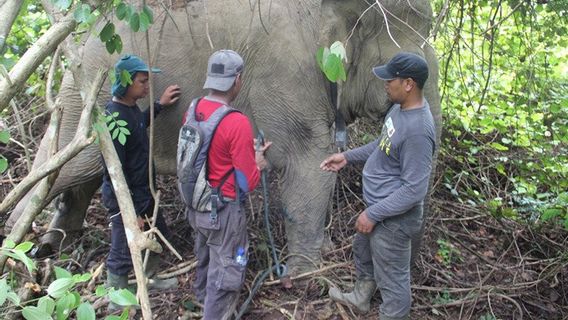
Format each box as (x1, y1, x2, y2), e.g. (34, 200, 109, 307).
(176, 98, 238, 213)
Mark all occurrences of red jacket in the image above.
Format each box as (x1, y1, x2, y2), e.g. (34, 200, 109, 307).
(183, 98, 260, 200)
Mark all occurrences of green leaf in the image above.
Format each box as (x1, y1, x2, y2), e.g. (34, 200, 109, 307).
(542, 208, 563, 221)
(329, 41, 347, 62)
(55, 292, 75, 320)
(99, 22, 115, 42)
(14, 250, 36, 274)
(37, 296, 56, 315)
(15, 242, 34, 253)
(0, 157, 7, 173)
(95, 285, 108, 297)
(22, 306, 53, 320)
(105, 39, 116, 54)
(489, 142, 509, 151)
(120, 128, 130, 136)
(73, 4, 91, 23)
(7, 291, 19, 306)
(0, 278, 9, 306)
(323, 54, 345, 83)
(108, 289, 138, 306)
(129, 12, 140, 32)
(118, 133, 127, 145)
(76, 303, 95, 320)
(107, 122, 116, 131)
(119, 69, 132, 87)
(113, 34, 123, 54)
(3, 239, 16, 249)
(115, 2, 128, 20)
(112, 128, 119, 140)
(316, 47, 325, 71)
(53, 0, 72, 11)
(116, 120, 127, 126)
(54, 266, 73, 279)
(47, 278, 75, 299)
(143, 5, 153, 23)
(72, 272, 91, 283)
(0, 129, 9, 143)
(139, 10, 150, 32)
(112, 112, 119, 117)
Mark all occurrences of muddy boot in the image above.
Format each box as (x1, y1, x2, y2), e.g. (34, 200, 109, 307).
(106, 272, 128, 313)
(329, 278, 376, 313)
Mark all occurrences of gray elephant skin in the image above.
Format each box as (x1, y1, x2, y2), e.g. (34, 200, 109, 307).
(7, 0, 441, 273)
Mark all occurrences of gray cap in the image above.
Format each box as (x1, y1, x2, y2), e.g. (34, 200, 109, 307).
(372, 52, 429, 87)
(203, 49, 244, 92)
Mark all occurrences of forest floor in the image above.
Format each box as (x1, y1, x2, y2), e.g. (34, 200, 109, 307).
(1, 115, 567, 320)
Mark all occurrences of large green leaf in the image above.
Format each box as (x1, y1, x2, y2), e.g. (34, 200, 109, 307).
(99, 22, 115, 42)
(73, 4, 91, 23)
(37, 296, 56, 315)
(108, 289, 138, 306)
(47, 278, 74, 299)
(129, 12, 140, 32)
(76, 303, 96, 320)
(0, 129, 9, 143)
(55, 292, 76, 320)
(115, 2, 128, 20)
(15, 241, 34, 253)
(54, 266, 73, 279)
(0, 157, 8, 173)
(22, 306, 53, 320)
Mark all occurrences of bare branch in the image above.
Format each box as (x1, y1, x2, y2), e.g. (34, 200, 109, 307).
(0, 0, 24, 53)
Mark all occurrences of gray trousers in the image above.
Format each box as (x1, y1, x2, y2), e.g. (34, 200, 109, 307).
(354, 204, 423, 320)
(186, 203, 248, 320)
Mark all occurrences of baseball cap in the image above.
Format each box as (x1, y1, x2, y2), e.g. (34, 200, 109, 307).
(111, 54, 161, 97)
(372, 52, 429, 87)
(203, 50, 244, 92)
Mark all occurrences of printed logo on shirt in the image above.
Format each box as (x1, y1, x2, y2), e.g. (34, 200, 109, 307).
(385, 117, 395, 137)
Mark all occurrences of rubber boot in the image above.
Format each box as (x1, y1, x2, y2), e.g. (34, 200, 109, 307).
(329, 279, 376, 313)
(144, 253, 179, 290)
(106, 272, 128, 313)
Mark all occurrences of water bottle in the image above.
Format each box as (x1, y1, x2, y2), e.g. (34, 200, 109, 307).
(235, 247, 247, 266)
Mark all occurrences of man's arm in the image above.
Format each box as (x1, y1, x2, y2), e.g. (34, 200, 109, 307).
(343, 140, 379, 164)
(366, 134, 434, 221)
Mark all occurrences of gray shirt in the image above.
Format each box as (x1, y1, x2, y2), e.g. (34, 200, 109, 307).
(344, 100, 436, 222)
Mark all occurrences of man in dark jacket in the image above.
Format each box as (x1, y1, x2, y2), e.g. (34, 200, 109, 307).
(101, 54, 181, 305)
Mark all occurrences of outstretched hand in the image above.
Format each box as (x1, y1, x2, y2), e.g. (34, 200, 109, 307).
(159, 85, 181, 106)
(320, 153, 347, 172)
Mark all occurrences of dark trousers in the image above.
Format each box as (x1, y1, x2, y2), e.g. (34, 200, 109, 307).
(187, 203, 248, 320)
(107, 210, 170, 276)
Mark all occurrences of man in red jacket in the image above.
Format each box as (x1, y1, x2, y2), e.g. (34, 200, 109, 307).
(185, 49, 271, 320)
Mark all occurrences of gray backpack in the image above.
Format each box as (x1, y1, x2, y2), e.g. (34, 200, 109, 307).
(177, 98, 237, 213)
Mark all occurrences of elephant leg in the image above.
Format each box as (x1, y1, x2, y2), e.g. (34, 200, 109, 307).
(37, 177, 102, 256)
(281, 156, 335, 274)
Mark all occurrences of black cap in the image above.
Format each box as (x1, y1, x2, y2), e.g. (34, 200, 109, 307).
(372, 52, 429, 87)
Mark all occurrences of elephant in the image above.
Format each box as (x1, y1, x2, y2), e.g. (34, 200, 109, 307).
(6, 0, 441, 274)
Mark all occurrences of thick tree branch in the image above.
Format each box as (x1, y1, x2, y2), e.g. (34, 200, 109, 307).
(0, 0, 24, 53)
(98, 113, 159, 319)
(0, 10, 77, 113)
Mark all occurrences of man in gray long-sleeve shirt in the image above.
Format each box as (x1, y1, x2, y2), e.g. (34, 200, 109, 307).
(321, 52, 436, 320)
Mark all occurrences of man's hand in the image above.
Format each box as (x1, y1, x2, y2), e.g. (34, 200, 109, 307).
(355, 211, 376, 234)
(254, 139, 272, 171)
(159, 85, 181, 106)
(320, 153, 347, 172)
